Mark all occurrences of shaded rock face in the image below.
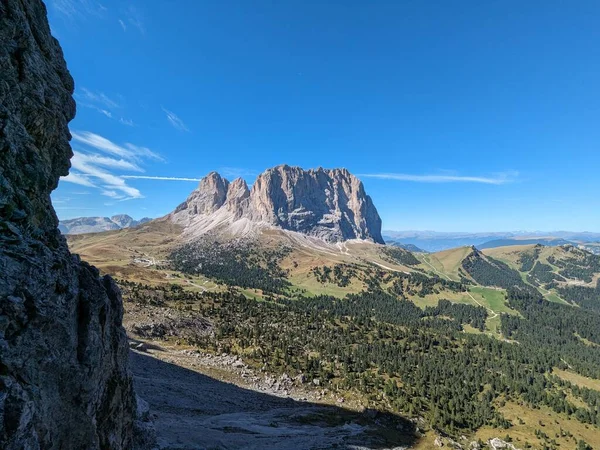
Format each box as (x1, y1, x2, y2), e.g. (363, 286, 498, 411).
(172, 165, 384, 243)
(0, 1, 137, 448)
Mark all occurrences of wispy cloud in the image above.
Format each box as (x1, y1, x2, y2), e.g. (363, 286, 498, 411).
(62, 172, 96, 187)
(126, 6, 145, 34)
(358, 171, 518, 185)
(70, 153, 143, 200)
(75, 88, 136, 126)
(118, 19, 127, 31)
(101, 190, 126, 199)
(78, 87, 120, 109)
(77, 102, 123, 122)
(61, 131, 162, 200)
(52, 197, 72, 204)
(71, 131, 162, 161)
(51, 0, 106, 19)
(162, 107, 189, 132)
(121, 170, 258, 183)
(122, 175, 201, 182)
(73, 152, 144, 172)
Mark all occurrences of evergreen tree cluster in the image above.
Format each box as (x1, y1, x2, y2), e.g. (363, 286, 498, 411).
(518, 245, 542, 272)
(311, 264, 358, 287)
(388, 271, 468, 298)
(527, 261, 565, 286)
(462, 251, 531, 291)
(380, 247, 421, 266)
(550, 249, 600, 283)
(556, 280, 600, 312)
(122, 279, 600, 438)
(169, 239, 292, 294)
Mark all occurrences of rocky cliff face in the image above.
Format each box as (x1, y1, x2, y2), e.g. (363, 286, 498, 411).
(175, 171, 230, 216)
(0, 1, 138, 448)
(172, 165, 384, 243)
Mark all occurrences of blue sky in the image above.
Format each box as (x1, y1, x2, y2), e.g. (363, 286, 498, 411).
(48, 0, 600, 232)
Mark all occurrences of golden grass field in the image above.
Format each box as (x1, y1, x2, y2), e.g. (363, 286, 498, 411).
(418, 246, 474, 281)
(475, 400, 600, 449)
(554, 368, 600, 392)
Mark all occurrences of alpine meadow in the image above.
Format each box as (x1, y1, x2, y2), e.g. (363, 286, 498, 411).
(3, 1, 600, 450)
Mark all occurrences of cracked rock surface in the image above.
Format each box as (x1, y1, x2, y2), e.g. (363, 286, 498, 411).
(0, 1, 139, 448)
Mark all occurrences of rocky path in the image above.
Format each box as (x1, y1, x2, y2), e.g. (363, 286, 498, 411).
(130, 344, 416, 450)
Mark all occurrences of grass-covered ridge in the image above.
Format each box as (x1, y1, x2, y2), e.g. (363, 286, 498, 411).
(68, 226, 600, 447)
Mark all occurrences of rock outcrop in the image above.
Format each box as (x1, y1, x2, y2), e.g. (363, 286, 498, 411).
(224, 178, 251, 220)
(174, 171, 230, 216)
(0, 1, 138, 448)
(171, 165, 384, 243)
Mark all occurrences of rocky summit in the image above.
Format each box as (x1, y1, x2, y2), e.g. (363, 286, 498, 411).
(171, 165, 384, 243)
(0, 1, 144, 448)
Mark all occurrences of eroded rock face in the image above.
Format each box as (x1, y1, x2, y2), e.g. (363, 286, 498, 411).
(0, 1, 137, 448)
(224, 178, 251, 219)
(250, 165, 384, 243)
(174, 171, 230, 218)
(172, 165, 384, 243)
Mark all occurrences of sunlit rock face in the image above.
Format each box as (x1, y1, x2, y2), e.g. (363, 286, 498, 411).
(172, 165, 384, 244)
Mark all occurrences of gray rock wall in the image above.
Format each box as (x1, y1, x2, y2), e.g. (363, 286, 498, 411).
(0, 1, 137, 448)
(172, 165, 384, 244)
(250, 165, 384, 244)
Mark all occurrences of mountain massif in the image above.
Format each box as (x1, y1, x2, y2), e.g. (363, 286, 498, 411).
(59, 214, 151, 235)
(171, 165, 384, 244)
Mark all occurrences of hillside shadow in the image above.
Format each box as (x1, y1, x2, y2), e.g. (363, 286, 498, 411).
(130, 350, 418, 450)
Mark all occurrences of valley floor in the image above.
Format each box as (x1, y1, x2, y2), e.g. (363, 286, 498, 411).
(130, 342, 419, 450)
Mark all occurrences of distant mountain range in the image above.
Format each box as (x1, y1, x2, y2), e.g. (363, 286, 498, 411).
(59, 214, 151, 235)
(476, 238, 573, 250)
(382, 230, 600, 252)
(385, 241, 427, 252)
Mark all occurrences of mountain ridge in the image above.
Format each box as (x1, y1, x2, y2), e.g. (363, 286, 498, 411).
(383, 230, 600, 252)
(170, 164, 384, 244)
(59, 214, 151, 235)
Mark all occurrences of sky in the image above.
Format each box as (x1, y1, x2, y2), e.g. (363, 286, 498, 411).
(48, 0, 600, 232)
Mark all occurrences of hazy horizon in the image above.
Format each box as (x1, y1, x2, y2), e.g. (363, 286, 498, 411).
(55, 211, 600, 237)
